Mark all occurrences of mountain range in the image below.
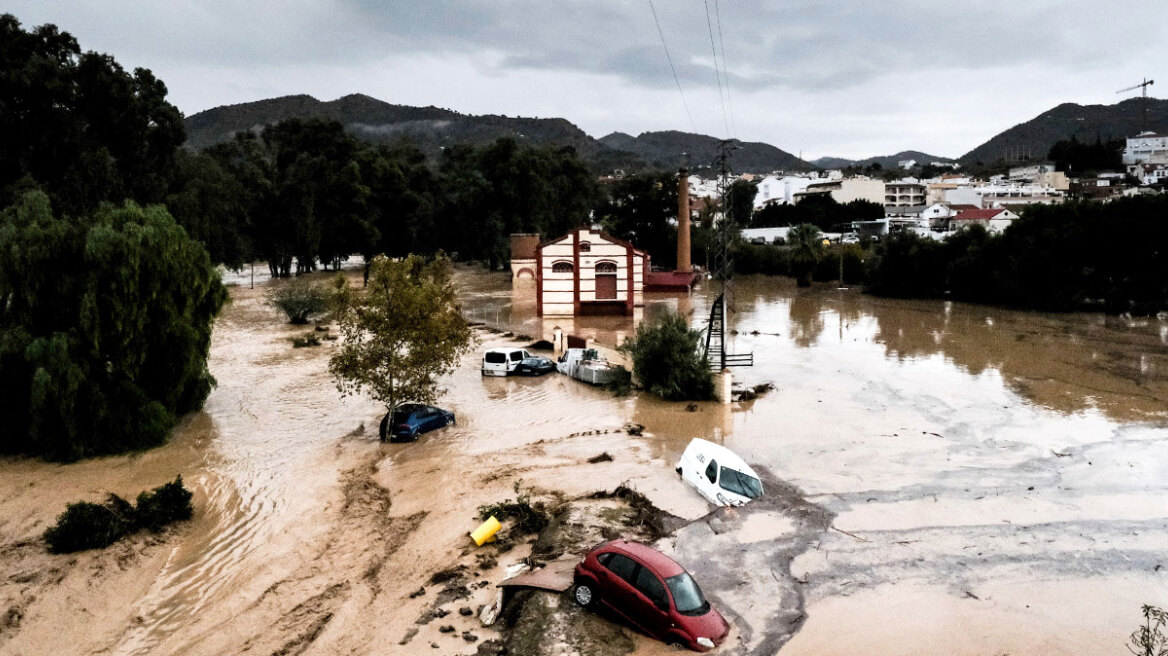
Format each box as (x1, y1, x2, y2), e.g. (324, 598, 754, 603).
(184, 93, 1167, 174)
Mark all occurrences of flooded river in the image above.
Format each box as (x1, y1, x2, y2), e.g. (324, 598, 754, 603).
(1, 267, 1165, 655)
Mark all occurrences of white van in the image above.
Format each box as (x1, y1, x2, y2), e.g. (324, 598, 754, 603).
(482, 348, 532, 377)
(675, 438, 763, 507)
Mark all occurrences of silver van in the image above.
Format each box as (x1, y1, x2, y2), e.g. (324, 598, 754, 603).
(482, 348, 532, 376)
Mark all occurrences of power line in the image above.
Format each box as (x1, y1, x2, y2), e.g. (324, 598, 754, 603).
(704, 0, 730, 138)
(647, 0, 697, 133)
(713, 0, 736, 137)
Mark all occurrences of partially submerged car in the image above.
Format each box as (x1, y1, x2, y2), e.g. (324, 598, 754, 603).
(482, 348, 533, 377)
(676, 438, 763, 507)
(573, 539, 729, 651)
(379, 403, 455, 442)
(514, 355, 556, 376)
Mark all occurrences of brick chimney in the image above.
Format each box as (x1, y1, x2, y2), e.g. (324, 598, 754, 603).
(677, 168, 691, 272)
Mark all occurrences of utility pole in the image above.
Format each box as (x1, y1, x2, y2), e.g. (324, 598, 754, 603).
(703, 140, 752, 374)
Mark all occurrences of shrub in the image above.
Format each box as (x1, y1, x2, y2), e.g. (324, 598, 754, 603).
(134, 476, 194, 532)
(619, 311, 714, 401)
(43, 476, 193, 553)
(266, 277, 332, 324)
(43, 498, 133, 554)
(291, 333, 321, 348)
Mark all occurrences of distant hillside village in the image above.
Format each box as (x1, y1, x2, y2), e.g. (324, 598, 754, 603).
(665, 131, 1167, 245)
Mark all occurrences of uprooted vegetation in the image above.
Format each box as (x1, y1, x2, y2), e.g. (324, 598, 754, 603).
(477, 482, 551, 536)
(43, 477, 194, 554)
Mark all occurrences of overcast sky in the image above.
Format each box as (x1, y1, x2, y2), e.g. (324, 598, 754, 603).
(9, 1, 1168, 160)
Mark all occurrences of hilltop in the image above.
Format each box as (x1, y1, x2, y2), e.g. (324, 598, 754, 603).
(597, 130, 811, 172)
(184, 94, 811, 173)
(959, 97, 1168, 164)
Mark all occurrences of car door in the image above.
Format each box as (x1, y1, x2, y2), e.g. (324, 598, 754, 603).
(596, 553, 648, 630)
(427, 407, 444, 431)
(631, 564, 674, 640)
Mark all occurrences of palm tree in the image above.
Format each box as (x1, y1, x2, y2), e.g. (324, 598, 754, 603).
(788, 223, 826, 287)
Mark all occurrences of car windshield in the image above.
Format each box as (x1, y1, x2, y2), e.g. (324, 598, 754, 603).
(665, 573, 709, 615)
(719, 467, 762, 499)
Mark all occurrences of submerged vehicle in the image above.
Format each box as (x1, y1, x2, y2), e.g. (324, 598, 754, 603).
(557, 347, 621, 385)
(482, 348, 533, 377)
(514, 355, 556, 376)
(676, 438, 763, 507)
(380, 403, 455, 442)
(573, 539, 729, 651)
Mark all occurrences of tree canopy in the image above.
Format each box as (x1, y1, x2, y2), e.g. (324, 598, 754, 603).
(596, 172, 679, 268)
(0, 192, 226, 460)
(753, 195, 882, 231)
(329, 254, 473, 439)
(0, 14, 185, 216)
(619, 310, 713, 401)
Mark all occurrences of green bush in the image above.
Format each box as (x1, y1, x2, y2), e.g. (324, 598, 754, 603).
(43, 499, 133, 554)
(265, 277, 332, 324)
(134, 476, 194, 532)
(43, 476, 194, 553)
(619, 311, 714, 401)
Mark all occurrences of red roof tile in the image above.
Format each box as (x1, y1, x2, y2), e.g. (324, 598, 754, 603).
(953, 208, 1009, 221)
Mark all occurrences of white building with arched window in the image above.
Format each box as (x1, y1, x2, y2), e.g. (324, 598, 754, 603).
(536, 228, 649, 316)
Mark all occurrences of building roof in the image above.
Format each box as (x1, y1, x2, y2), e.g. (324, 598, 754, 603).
(953, 208, 1011, 221)
(950, 204, 980, 212)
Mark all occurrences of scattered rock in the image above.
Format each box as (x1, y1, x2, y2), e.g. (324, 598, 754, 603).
(462, 630, 479, 642)
(685, 403, 699, 412)
(459, 606, 474, 616)
(433, 608, 450, 618)
(438, 625, 456, 634)
(409, 587, 426, 598)
(623, 423, 644, 436)
(587, 452, 613, 464)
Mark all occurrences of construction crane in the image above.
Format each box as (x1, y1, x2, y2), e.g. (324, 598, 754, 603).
(1117, 78, 1155, 132)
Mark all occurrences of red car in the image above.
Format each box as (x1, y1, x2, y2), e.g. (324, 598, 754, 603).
(572, 539, 729, 651)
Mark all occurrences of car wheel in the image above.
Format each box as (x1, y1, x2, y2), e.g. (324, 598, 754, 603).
(379, 413, 390, 442)
(573, 582, 595, 608)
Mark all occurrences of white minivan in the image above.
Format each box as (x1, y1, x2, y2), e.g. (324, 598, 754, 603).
(482, 348, 533, 377)
(675, 438, 763, 507)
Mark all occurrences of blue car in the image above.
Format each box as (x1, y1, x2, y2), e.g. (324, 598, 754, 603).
(379, 404, 455, 442)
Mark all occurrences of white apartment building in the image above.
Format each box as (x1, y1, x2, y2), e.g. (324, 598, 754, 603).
(753, 175, 817, 208)
(1122, 132, 1168, 165)
(795, 176, 885, 205)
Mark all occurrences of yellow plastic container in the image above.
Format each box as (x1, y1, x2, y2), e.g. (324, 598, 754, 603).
(470, 515, 502, 546)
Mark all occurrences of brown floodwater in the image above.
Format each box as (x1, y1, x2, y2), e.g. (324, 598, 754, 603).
(1, 266, 1165, 656)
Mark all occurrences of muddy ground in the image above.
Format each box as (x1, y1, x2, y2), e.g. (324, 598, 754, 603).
(1, 267, 1166, 655)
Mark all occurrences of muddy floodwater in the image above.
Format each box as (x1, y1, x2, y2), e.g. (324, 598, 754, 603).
(1, 267, 1166, 656)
